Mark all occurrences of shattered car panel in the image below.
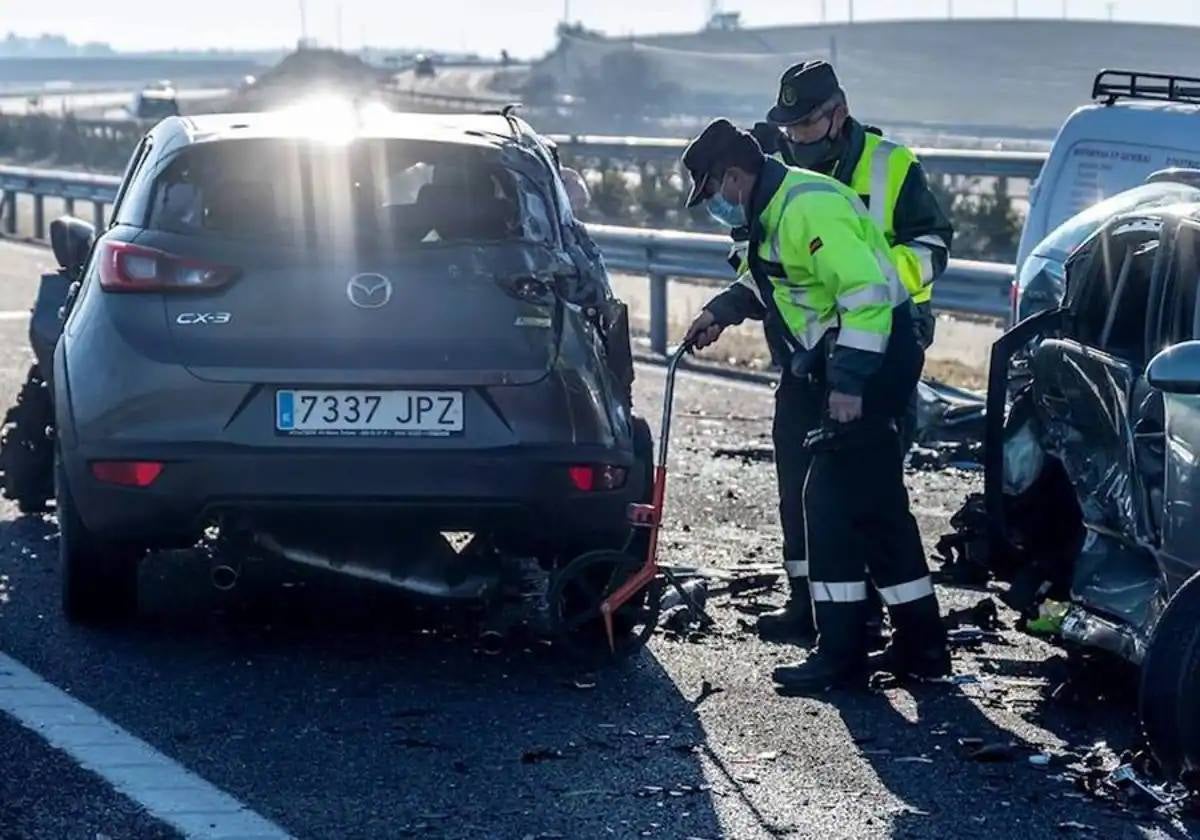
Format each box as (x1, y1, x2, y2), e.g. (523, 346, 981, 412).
(1029, 339, 1150, 544)
(976, 204, 1200, 663)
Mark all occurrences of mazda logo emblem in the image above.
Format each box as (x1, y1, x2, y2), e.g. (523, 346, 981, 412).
(346, 273, 392, 309)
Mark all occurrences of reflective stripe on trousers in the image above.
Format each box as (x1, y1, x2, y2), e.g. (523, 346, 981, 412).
(784, 560, 809, 578)
(876, 575, 935, 605)
(810, 580, 869, 603)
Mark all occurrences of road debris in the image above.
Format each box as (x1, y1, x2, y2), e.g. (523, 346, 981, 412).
(521, 747, 567, 764)
(931, 493, 992, 586)
(943, 597, 1002, 631)
(713, 446, 774, 464)
(966, 742, 1018, 763)
(1056, 821, 1095, 833)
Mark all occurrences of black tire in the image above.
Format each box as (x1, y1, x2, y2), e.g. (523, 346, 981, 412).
(1139, 570, 1200, 782)
(57, 457, 141, 625)
(0, 366, 55, 514)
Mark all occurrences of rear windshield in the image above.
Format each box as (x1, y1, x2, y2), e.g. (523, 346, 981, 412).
(147, 138, 555, 250)
(1036, 182, 1200, 262)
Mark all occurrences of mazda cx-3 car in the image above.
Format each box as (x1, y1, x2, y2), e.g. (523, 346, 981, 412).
(46, 106, 651, 628)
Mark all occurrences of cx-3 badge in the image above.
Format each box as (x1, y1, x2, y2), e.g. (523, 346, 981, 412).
(346, 273, 392, 309)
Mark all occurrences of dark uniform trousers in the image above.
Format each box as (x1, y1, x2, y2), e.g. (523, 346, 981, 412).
(801, 303, 945, 660)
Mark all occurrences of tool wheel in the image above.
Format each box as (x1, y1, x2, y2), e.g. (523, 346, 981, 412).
(548, 550, 662, 663)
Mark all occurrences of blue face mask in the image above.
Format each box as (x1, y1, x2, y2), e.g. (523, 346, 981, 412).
(707, 191, 747, 229)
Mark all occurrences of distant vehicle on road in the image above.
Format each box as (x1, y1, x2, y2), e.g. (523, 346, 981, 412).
(413, 54, 436, 78)
(980, 192, 1200, 785)
(2, 106, 657, 660)
(1016, 70, 1200, 306)
(132, 82, 179, 120)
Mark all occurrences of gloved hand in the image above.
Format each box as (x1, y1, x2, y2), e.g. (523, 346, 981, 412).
(750, 121, 783, 155)
(828, 391, 864, 422)
(684, 309, 724, 350)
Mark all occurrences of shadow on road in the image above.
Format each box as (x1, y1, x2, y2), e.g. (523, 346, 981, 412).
(827, 676, 1187, 839)
(0, 543, 729, 840)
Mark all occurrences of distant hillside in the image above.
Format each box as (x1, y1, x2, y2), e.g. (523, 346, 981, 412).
(535, 19, 1200, 139)
(0, 57, 264, 89)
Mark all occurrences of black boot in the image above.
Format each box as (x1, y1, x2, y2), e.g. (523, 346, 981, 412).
(868, 641, 951, 681)
(873, 591, 950, 680)
(772, 599, 867, 694)
(865, 586, 887, 651)
(772, 647, 868, 694)
(756, 579, 816, 646)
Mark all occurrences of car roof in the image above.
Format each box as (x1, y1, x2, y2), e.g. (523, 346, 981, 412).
(173, 108, 531, 152)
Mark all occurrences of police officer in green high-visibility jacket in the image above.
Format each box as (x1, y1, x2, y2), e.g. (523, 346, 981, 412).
(733, 60, 954, 650)
(682, 119, 949, 692)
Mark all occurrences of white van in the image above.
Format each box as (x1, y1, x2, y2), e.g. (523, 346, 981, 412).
(1017, 70, 1200, 271)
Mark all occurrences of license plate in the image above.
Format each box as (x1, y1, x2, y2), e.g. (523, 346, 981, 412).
(275, 390, 464, 437)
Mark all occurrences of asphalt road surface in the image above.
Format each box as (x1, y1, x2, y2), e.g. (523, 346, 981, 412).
(0, 239, 1193, 839)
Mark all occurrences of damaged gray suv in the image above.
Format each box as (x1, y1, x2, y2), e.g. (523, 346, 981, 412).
(973, 195, 1200, 783)
(37, 108, 659, 655)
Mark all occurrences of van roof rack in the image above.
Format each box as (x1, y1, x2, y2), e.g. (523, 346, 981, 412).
(1093, 69, 1200, 106)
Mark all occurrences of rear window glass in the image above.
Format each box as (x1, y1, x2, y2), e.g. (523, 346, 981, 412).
(1037, 182, 1200, 263)
(147, 139, 554, 249)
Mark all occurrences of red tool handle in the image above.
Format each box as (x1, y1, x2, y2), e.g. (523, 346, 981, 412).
(600, 341, 691, 651)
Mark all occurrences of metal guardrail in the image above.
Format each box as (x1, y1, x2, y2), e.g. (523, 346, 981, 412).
(0, 165, 1014, 354)
(0, 165, 120, 237)
(549, 134, 1047, 180)
(588, 224, 1013, 352)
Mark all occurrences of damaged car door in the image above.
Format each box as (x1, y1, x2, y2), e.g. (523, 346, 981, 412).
(1145, 219, 1200, 592)
(1028, 215, 1170, 649)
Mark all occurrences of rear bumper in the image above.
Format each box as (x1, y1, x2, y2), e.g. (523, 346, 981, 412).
(62, 443, 642, 546)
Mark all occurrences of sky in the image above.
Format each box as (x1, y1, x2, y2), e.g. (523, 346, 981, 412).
(2, 0, 1198, 58)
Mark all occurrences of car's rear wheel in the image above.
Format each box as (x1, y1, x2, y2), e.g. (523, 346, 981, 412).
(0, 365, 55, 514)
(58, 456, 142, 625)
(1139, 570, 1200, 783)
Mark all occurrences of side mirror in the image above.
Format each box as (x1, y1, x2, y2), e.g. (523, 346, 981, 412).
(1148, 340, 1200, 394)
(49, 216, 96, 276)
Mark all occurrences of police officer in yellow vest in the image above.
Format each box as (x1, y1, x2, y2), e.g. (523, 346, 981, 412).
(755, 61, 952, 346)
(682, 119, 948, 692)
(736, 61, 953, 648)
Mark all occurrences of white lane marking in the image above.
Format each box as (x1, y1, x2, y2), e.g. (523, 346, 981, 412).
(0, 310, 30, 321)
(0, 652, 293, 840)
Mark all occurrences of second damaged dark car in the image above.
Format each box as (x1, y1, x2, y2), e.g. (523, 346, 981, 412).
(968, 194, 1200, 784)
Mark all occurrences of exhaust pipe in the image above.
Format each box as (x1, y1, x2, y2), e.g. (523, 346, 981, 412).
(254, 532, 499, 601)
(211, 563, 240, 591)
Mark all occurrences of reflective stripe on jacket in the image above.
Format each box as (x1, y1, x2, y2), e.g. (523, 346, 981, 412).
(708, 158, 908, 395)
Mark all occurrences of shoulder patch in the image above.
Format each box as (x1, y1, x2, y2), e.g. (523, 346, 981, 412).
(809, 237, 824, 255)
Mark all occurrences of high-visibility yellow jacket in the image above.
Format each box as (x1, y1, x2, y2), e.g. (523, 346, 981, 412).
(753, 118, 953, 305)
(706, 158, 909, 395)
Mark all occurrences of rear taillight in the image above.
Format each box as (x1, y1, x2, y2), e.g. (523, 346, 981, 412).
(98, 240, 237, 292)
(90, 461, 164, 487)
(568, 464, 627, 492)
